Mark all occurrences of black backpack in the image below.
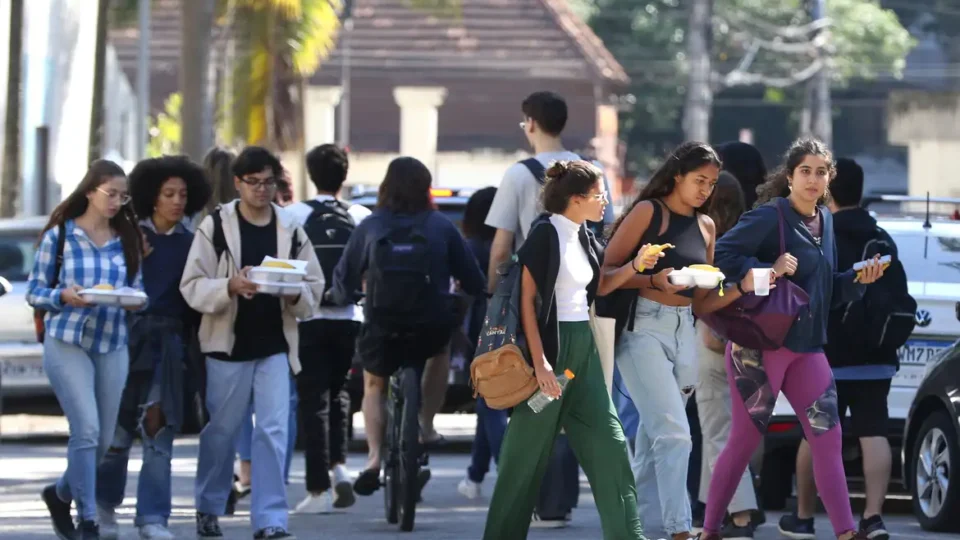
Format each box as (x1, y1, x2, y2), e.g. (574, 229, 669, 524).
(520, 157, 606, 239)
(301, 199, 355, 305)
(836, 227, 917, 351)
(366, 213, 438, 330)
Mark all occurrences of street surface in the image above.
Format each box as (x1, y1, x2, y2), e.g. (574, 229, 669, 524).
(0, 414, 957, 539)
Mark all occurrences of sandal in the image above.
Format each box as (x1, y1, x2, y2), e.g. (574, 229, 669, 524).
(352, 468, 381, 496)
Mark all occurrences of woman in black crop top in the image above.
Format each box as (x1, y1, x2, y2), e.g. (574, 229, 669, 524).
(602, 142, 745, 540)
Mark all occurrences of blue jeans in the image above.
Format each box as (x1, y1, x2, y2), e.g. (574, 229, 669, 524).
(196, 354, 290, 531)
(235, 374, 298, 483)
(44, 337, 129, 522)
(467, 398, 507, 483)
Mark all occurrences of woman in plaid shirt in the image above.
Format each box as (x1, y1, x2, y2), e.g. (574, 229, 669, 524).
(27, 160, 145, 540)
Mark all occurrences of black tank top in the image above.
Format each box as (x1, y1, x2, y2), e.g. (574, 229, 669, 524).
(637, 200, 708, 298)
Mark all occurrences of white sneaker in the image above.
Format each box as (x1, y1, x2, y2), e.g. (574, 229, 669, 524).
(138, 523, 175, 539)
(530, 513, 567, 528)
(457, 477, 481, 499)
(98, 506, 119, 539)
(294, 491, 334, 514)
(331, 465, 355, 508)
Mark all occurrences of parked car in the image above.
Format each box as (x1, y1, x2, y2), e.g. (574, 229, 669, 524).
(902, 324, 960, 531)
(758, 198, 960, 509)
(341, 188, 481, 434)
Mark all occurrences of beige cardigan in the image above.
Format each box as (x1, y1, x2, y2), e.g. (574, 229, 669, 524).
(179, 201, 324, 374)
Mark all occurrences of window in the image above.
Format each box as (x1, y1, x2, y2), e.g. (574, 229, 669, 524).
(0, 233, 39, 283)
(891, 231, 960, 284)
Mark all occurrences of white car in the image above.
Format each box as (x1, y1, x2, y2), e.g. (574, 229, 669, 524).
(758, 209, 960, 509)
(0, 216, 50, 402)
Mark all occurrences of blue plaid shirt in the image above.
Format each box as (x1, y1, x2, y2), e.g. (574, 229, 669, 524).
(26, 220, 144, 353)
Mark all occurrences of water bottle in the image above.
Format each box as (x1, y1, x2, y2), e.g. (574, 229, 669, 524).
(527, 369, 576, 413)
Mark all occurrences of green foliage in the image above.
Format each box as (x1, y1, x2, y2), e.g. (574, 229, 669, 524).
(146, 92, 181, 158)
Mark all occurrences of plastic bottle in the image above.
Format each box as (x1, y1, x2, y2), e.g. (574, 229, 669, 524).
(527, 369, 576, 413)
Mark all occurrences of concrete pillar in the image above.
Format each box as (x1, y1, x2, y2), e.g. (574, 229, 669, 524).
(393, 86, 447, 178)
(888, 91, 960, 198)
(302, 85, 342, 199)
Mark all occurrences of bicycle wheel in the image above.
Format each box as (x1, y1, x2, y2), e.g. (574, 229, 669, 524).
(398, 366, 422, 532)
(382, 376, 401, 524)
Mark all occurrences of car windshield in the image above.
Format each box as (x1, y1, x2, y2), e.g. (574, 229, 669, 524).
(0, 232, 38, 282)
(890, 230, 960, 284)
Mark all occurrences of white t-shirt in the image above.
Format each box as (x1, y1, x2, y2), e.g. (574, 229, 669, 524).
(550, 214, 592, 322)
(485, 151, 613, 250)
(285, 195, 372, 322)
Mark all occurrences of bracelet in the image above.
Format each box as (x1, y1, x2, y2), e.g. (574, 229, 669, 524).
(649, 275, 663, 291)
(736, 281, 747, 295)
(632, 259, 642, 273)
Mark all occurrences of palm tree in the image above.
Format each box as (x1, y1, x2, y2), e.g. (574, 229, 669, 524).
(1, 0, 23, 217)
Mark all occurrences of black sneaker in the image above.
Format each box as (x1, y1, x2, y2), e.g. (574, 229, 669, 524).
(692, 500, 706, 532)
(42, 483, 76, 540)
(196, 512, 224, 538)
(777, 512, 815, 540)
(253, 527, 296, 539)
(78, 520, 100, 540)
(858, 515, 889, 540)
(721, 521, 754, 539)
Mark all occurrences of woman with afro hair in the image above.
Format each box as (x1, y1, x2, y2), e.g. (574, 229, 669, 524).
(95, 155, 211, 540)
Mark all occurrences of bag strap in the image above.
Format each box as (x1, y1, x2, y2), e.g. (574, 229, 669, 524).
(774, 199, 787, 256)
(521, 158, 547, 185)
(49, 222, 66, 289)
(210, 206, 227, 261)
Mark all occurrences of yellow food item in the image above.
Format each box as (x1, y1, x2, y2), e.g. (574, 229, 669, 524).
(92, 284, 115, 291)
(689, 264, 721, 272)
(638, 243, 675, 272)
(262, 261, 296, 269)
(854, 262, 891, 283)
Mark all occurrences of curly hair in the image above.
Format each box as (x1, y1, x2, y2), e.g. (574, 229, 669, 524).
(129, 155, 212, 219)
(608, 141, 721, 239)
(756, 138, 835, 207)
(540, 160, 602, 214)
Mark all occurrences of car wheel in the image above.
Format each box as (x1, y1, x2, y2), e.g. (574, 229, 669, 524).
(912, 411, 960, 532)
(758, 448, 793, 510)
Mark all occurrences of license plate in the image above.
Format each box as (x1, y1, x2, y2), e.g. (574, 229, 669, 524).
(893, 339, 952, 388)
(0, 358, 46, 388)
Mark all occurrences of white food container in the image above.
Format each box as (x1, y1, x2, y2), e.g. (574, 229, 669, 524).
(667, 270, 696, 287)
(80, 287, 148, 307)
(251, 280, 302, 297)
(249, 256, 307, 284)
(668, 267, 726, 289)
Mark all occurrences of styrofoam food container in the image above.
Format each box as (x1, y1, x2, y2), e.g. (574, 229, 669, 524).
(668, 267, 726, 289)
(249, 257, 307, 284)
(80, 287, 148, 307)
(251, 280, 301, 297)
(667, 270, 696, 287)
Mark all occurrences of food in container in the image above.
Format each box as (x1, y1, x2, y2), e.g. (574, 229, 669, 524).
(80, 286, 148, 307)
(668, 266, 726, 289)
(249, 256, 307, 283)
(250, 279, 302, 297)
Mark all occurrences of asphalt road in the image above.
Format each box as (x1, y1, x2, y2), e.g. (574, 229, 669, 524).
(0, 435, 957, 540)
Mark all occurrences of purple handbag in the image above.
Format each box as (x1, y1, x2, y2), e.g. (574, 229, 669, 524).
(700, 201, 810, 350)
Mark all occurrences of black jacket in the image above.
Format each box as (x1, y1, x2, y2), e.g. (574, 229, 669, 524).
(516, 214, 603, 368)
(824, 208, 905, 368)
(715, 198, 865, 353)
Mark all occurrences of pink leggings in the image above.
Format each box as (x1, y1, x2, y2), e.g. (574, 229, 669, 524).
(703, 345, 856, 536)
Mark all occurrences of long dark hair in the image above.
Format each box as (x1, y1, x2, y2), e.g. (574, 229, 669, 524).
(708, 171, 746, 238)
(203, 146, 238, 212)
(609, 141, 721, 238)
(462, 186, 498, 241)
(377, 157, 433, 214)
(756, 138, 835, 207)
(43, 160, 143, 278)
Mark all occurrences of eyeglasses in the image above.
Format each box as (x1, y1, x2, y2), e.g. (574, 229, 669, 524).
(586, 192, 608, 202)
(519, 121, 527, 131)
(97, 188, 131, 205)
(239, 176, 278, 189)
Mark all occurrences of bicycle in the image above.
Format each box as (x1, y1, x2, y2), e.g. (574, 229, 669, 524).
(382, 363, 427, 531)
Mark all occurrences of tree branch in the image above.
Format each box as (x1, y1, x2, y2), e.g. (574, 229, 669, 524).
(716, 58, 824, 89)
(714, 9, 832, 40)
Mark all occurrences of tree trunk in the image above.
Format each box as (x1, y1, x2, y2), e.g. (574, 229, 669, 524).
(88, 0, 110, 164)
(1, 0, 23, 217)
(180, 0, 215, 161)
(682, 0, 713, 142)
(799, 81, 814, 137)
(810, 0, 832, 145)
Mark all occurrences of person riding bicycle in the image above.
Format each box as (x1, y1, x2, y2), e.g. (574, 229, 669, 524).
(327, 156, 485, 497)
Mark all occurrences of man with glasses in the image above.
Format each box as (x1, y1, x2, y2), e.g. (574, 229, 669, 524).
(181, 146, 325, 539)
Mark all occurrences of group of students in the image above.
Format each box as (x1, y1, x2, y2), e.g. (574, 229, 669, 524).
(28, 140, 486, 540)
(470, 91, 903, 540)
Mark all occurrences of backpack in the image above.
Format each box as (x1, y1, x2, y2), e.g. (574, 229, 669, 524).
(33, 223, 66, 343)
(470, 254, 538, 410)
(301, 199, 355, 305)
(210, 206, 300, 264)
(365, 213, 438, 330)
(837, 227, 917, 351)
(520, 157, 606, 239)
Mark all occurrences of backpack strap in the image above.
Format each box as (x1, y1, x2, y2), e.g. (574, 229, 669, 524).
(290, 228, 301, 259)
(49, 223, 66, 289)
(210, 206, 227, 261)
(520, 158, 547, 185)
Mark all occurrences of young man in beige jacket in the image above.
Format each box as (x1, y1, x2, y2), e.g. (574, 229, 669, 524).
(180, 147, 324, 540)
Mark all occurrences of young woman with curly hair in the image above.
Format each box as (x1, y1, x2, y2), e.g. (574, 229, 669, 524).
(94, 155, 210, 540)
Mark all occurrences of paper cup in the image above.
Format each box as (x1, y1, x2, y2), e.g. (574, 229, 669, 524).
(753, 268, 772, 296)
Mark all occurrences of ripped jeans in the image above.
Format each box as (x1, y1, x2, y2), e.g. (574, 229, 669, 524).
(97, 335, 183, 527)
(615, 297, 696, 535)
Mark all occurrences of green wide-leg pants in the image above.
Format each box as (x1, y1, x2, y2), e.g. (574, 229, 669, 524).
(483, 321, 647, 540)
